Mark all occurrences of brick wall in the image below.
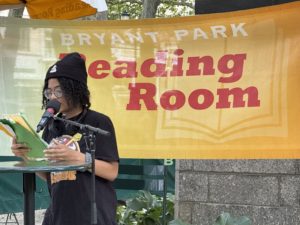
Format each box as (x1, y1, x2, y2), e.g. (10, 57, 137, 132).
(175, 160, 300, 225)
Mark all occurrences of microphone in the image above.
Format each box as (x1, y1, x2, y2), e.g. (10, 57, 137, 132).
(36, 99, 61, 133)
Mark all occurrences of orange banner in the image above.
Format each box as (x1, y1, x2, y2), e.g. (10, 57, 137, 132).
(0, 0, 96, 19)
(0, 2, 300, 158)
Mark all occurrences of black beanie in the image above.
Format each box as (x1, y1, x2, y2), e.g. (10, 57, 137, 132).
(45, 52, 87, 84)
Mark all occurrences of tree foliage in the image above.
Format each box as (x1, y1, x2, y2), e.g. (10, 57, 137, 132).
(106, 0, 194, 20)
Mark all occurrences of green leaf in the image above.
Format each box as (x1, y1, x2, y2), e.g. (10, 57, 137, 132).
(126, 198, 148, 211)
(213, 213, 251, 225)
(233, 216, 251, 225)
(213, 213, 230, 225)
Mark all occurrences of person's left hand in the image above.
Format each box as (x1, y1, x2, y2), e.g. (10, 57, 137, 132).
(44, 139, 84, 162)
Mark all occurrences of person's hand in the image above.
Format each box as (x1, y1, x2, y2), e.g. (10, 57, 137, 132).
(44, 139, 84, 162)
(11, 136, 30, 160)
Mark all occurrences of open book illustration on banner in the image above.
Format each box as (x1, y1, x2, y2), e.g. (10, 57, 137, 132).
(0, 114, 47, 161)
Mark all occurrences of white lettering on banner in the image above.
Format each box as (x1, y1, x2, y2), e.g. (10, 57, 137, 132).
(60, 23, 248, 46)
(93, 33, 106, 45)
(78, 33, 92, 45)
(144, 32, 159, 43)
(61, 33, 75, 46)
(193, 28, 209, 40)
(174, 29, 189, 40)
(125, 32, 144, 44)
(231, 23, 248, 37)
(211, 25, 227, 38)
(111, 33, 125, 44)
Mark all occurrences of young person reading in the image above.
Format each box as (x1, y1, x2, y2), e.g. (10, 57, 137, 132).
(11, 52, 119, 225)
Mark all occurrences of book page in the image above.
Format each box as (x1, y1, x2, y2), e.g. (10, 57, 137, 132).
(0, 122, 15, 138)
(4, 114, 35, 135)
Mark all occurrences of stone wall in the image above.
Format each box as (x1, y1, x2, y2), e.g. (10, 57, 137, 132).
(175, 160, 300, 225)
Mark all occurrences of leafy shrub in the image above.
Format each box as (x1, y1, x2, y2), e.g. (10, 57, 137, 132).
(116, 190, 175, 225)
(116, 191, 251, 225)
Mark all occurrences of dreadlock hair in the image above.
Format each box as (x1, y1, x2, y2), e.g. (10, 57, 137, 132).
(42, 77, 91, 110)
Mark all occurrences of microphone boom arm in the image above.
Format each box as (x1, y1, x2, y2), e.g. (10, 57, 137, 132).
(53, 116, 110, 136)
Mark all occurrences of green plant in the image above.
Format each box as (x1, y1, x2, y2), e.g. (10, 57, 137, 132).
(213, 212, 251, 225)
(117, 190, 177, 225)
(116, 191, 251, 225)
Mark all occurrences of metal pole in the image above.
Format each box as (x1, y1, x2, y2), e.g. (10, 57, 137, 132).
(162, 163, 167, 225)
(89, 133, 97, 225)
(23, 173, 35, 225)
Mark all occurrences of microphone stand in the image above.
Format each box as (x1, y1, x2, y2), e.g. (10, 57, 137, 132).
(53, 116, 110, 225)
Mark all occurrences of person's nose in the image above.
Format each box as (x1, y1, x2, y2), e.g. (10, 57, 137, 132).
(49, 92, 58, 100)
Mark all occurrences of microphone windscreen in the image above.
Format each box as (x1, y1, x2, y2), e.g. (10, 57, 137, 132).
(46, 99, 61, 114)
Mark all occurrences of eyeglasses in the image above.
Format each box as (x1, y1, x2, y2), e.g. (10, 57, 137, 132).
(44, 87, 63, 99)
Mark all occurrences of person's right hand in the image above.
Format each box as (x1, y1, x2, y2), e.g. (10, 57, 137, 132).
(11, 136, 30, 160)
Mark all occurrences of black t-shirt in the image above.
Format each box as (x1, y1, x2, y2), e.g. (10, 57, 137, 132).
(42, 109, 119, 225)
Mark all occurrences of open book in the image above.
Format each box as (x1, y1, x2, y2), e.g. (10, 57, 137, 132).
(0, 113, 47, 161)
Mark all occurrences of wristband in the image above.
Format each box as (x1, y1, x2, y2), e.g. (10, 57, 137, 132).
(85, 152, 92, 164)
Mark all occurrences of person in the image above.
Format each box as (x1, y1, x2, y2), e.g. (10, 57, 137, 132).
(11, 52, 119, 225)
